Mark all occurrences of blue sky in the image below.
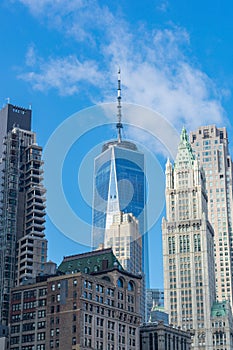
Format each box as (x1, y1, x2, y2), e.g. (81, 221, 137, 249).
(1, 0, 233, 288)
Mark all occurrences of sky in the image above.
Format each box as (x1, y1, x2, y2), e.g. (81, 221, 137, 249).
(0, 0, 233, 288)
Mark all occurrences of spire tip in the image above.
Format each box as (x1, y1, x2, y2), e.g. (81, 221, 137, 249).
(116, 68, 123, 143)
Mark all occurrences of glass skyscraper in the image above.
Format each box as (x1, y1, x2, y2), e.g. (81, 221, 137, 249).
(92, 139, 149, 288)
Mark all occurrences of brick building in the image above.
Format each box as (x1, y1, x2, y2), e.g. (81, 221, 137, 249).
(9, 248, 142, 350)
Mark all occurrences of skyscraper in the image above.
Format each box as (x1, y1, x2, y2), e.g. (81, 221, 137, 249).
(190, 125, 233, 306)
(105, 212, 142, 275)
(92, 72, 149, 289)
(0, 104, 47, 327)
(162, 128, 216, 348)
(0, 104, 31, 157)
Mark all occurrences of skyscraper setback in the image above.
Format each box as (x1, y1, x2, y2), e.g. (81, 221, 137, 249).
(105, 212, 142, 276)
(190, 125, 233, 307)
(0, 104, 47, 327)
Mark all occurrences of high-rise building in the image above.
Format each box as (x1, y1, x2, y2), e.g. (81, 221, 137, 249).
(162, 127, 233, 350)
(0, 104, 47, 328)
(92, 140, 148, 276)
(190, 125, 233, 306)
(105, 212, 144, 318)
(92, 72, 149, 290)
(162, 128, 216, 348)
(105, 212, 142, 275)
(0, 104, 31, 158)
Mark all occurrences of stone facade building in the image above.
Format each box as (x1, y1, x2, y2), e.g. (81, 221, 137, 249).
(162, 128, 233, 350)
(140, 322, 191, 350)
(190, 125, 233, 307)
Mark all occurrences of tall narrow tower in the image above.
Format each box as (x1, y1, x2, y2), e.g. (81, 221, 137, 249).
(162, 128, 216, 349)
(190, 125, 233, 307)
(92, 72, 149, 290)
(0, 105, 47, 327)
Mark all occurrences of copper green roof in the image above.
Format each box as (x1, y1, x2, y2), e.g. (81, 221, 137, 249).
(58, 248, 123, 275)
(211, 301, 228, 317)
(174, 127, 195, 169)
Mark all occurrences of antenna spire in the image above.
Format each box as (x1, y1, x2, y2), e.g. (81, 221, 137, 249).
(116, 68, 123, 143)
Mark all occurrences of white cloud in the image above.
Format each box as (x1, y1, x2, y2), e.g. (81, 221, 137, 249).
(25, 45, 36, 66)
(18, 0, 86, 16)
(19, 53, 102, 96)
(17, 0, 227, 132)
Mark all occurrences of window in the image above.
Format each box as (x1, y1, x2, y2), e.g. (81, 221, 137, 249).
(38, 310, 46, 318)
(168, 236, 175, 254)
(117, 278, 124, 288)
(37, 332, 45, 341)
(39, 289, 47, 297)
(128, 281, 134, 291)
(37, 321, 46, 329)
(194, 234, 201, 252)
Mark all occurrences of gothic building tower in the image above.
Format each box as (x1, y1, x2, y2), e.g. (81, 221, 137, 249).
(162, 128, 216, 349)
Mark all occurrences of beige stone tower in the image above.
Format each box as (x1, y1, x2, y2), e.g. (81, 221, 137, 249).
(162, 127, 216, 349)
(190, 125, 233, 307)
(105, 212, 142, 275)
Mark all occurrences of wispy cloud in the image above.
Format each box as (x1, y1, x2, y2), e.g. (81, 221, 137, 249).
(157, 0, 169, 12)
(19, 51, 101, 96)
(17, 0, 227, 132)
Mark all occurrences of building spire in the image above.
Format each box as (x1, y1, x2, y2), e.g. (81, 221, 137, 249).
(116, 68, 123, 143)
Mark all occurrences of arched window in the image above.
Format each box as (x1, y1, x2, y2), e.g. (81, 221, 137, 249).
(128, 281, 134, 291)
(117, 278, 124, 288)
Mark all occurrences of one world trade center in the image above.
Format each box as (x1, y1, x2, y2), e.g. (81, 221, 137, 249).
(92, 71, 149, 289)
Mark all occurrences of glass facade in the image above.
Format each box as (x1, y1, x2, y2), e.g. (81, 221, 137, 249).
(92, 140, 149, 288)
